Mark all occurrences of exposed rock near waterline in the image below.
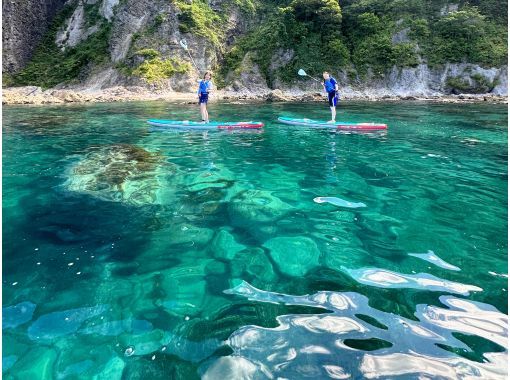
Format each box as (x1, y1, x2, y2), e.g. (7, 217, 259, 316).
(3, 85, 507, 105)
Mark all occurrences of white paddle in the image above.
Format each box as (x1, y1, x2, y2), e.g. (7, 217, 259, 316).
(180, 39, 200, 73)
(298, 68, 321, 83)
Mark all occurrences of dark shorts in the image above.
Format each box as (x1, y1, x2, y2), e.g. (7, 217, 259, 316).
(327, 91, 338, 107)
(199, 93, 209, 104)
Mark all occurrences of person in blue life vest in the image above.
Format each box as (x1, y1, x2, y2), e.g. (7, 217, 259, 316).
(198, 71, 213, 123)
(322, 71, 339, 123)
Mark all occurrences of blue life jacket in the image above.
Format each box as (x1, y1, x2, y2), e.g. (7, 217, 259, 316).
(324, 77, 337, 93)
(198, 80, 212, 94)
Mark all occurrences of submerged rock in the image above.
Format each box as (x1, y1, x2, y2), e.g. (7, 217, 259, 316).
(229, 189, 293, 234)
(93, 356, 125, 380)
(230, 247, 277, 285)
(118, 329, 165, 356)
(65, 144, 163, 205)
(3, 301, 36, 329)
(183, 166, 235, 192)
(167, 223, 215, 248)
(2, 355, 18, 372)
(28, 305, 108, 341)
(263, 236, 321, 277)
(211, 229, 246, 261)
(9, 347, 57, 380)
(157, 262, 215, 317)
(58, 359, 94, 378)
(80, 319, 153, 336)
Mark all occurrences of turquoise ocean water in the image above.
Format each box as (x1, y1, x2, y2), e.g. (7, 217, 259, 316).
(3, 101, 508, 379)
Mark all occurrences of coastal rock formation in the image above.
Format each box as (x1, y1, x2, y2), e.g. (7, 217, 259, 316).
(3, 0, 508, 99)
(2, 0, 66, 73)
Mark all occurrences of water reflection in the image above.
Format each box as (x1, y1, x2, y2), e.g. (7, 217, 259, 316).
(342, 267, 482, 296)
(213, 281, 507, 379)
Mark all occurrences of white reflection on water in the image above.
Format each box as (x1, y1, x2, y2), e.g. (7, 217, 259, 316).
(342, 267, 482, 296)
(210, 281, 507, 379)
(408, 250, 461, 271)
(313, 197, 367, 209)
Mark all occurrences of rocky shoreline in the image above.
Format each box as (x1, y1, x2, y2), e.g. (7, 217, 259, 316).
(2, 86, 507, 105)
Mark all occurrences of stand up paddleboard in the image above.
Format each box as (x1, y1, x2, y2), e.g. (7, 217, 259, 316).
(147, 119, 264, 130)
(277, 117, 387, 131)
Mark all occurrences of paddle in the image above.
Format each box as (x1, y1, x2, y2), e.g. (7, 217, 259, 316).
(179, 39, 200, 73)
(298, 69, 321, 83)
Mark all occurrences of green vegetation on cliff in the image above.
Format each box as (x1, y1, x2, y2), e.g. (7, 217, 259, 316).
(173, 0, 223, 46)
(220, 0, 350, 85)
(131, 49, 190, 84)
(221, 0, 507, 84)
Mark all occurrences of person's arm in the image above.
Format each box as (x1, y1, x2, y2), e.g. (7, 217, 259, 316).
(207, 81, 213, 93)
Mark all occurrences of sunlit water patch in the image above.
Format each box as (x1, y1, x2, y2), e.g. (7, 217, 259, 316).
(214, 281, 507, 379)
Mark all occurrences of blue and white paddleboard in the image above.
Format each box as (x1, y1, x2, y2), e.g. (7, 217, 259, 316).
(277, 117, 387, 130)
(147, 119, 264, 130)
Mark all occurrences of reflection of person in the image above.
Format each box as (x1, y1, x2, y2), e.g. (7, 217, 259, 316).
(325, 135, 338, 184)
(198, 71, 213, 123)
(322, 71, 339, 123)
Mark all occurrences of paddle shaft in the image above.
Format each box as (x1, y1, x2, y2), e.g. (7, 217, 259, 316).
(180, 40, 200, 73)
(307, 74, 321, 83)
(185, 49, 200, 73)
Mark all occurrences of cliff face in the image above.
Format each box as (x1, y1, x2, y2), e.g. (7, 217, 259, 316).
(2, 0, 66, 73)
(3, 0, 508, 97)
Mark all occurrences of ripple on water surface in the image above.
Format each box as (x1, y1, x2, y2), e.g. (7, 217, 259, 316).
(2, 101, 507, 379)
(213, 281, 507, 379)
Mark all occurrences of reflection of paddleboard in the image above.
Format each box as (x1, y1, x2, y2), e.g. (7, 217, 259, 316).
(277, 117, 387, 131)
(147, 119, 264, 130)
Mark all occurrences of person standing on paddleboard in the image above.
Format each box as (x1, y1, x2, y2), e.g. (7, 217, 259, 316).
(322, 71, 339, 123)
(198, 71, 213, 123)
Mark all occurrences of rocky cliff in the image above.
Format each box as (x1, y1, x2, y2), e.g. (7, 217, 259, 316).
(2, 0, 66, 73)
(3, 0, 508, 97)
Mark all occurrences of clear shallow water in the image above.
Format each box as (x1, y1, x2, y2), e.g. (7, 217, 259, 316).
(3, 101, 508, 379)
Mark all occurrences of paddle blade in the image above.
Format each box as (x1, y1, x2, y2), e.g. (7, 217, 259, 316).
(179, 39, 188, 50)
(298, 69, 307, 76)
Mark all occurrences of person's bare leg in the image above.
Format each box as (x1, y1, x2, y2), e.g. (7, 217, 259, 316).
(330, 106, 336, 122)
(200, 103, 206, 121)
(204, 106, 209, 122)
